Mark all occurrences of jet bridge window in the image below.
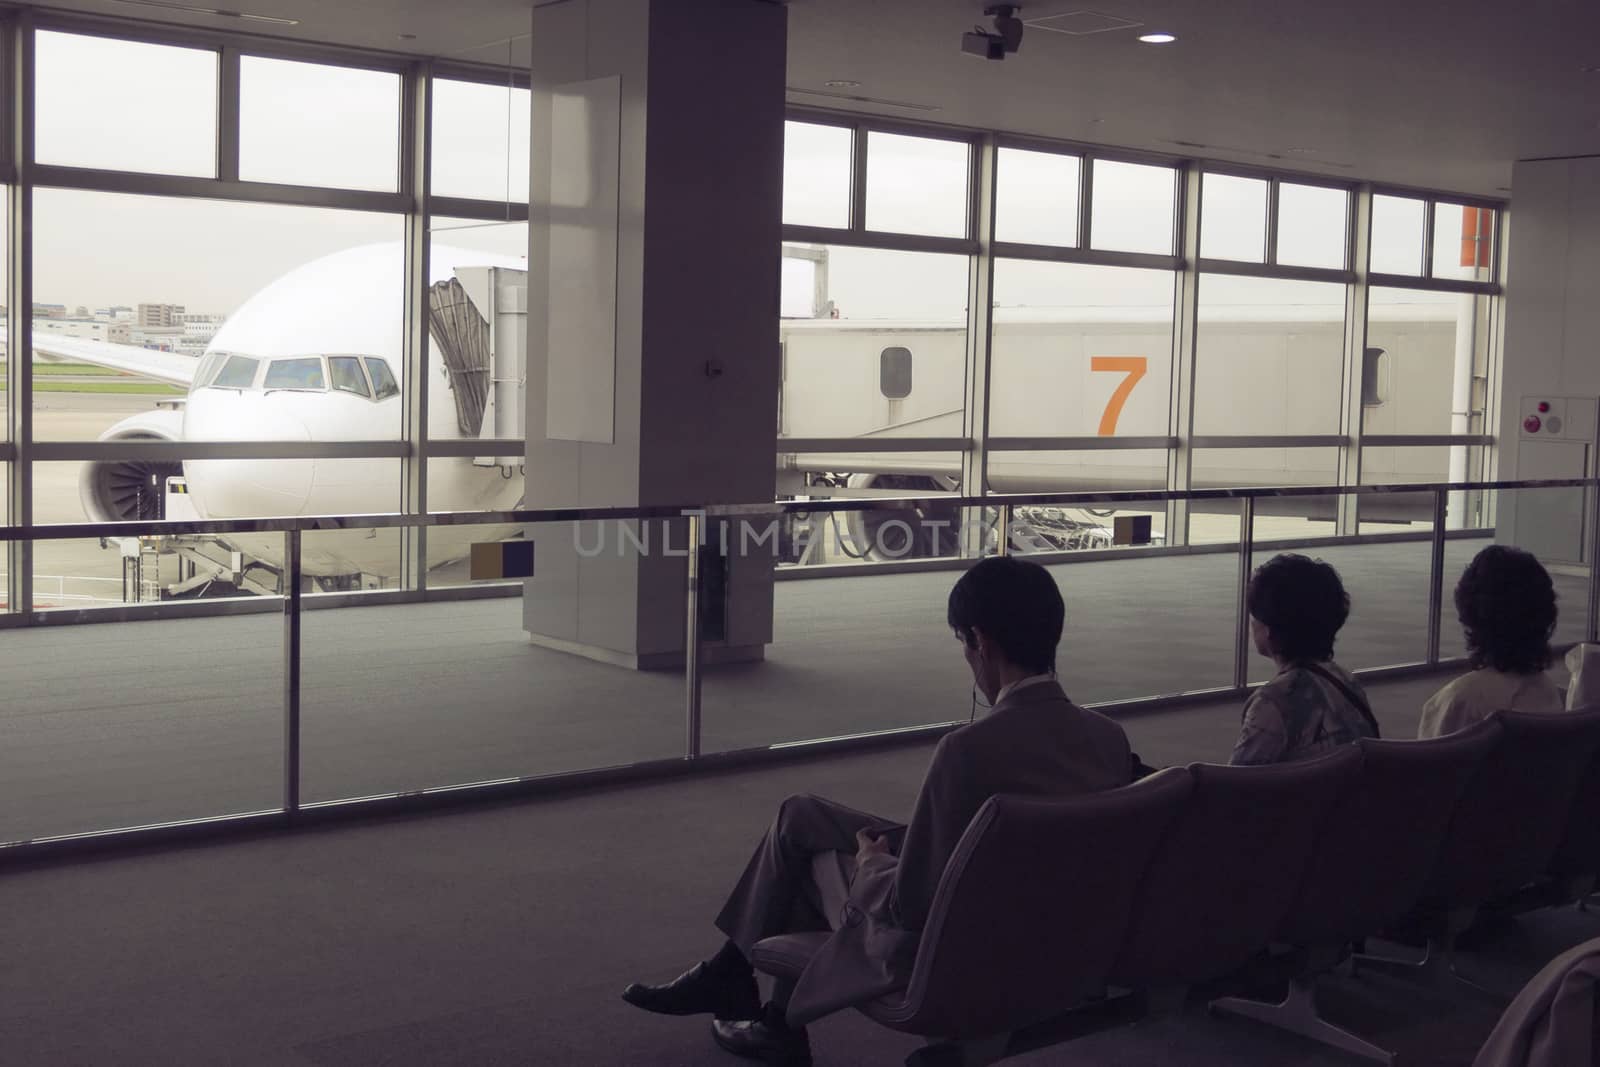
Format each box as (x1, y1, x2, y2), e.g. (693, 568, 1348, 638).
(264, 357, 327, 391)
(329, 356, 371, 398)
(364, 357, 400, 400)
(212, 354, 260, 390)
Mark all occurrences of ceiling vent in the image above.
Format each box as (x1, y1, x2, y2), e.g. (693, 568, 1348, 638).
(1025, 10, 1144, 35)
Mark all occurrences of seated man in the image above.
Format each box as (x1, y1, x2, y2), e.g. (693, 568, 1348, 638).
(1231, 553, 1378, 765)
(622, 556, 1132, 1064)
(1418, 544, 1562, 738)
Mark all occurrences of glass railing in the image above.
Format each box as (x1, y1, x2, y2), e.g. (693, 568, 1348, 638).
(2, 476, 1595, 856)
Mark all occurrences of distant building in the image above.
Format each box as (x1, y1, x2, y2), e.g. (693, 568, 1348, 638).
(108, 323, 131, 344)
(36, 319, 113, 341)
(137, 303, 185, 328)
(32, 302, 66, 319)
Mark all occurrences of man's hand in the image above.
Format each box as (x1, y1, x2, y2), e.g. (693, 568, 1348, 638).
(855, 828, 892, 865)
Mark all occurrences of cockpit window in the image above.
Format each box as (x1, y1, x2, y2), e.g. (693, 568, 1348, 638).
(264, 357, 326, 391)
(212, 354, 260, 390)
(329, 356, 371, 398)
(194, 351, 227, 388)
(364, 357, 399, 400)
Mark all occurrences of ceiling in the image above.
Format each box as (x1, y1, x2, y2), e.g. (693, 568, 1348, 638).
(24, 0, 1600, 195)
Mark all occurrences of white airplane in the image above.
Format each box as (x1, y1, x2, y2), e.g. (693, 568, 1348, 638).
(13, 242, 526, 584)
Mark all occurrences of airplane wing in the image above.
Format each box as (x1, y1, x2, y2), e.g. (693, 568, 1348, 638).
(0, 326, 197, 387)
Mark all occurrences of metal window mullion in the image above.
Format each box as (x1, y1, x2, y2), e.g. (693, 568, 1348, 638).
(1078, 154, 1094, 251)
(400, 61, 431, 589)
(1167, 164, 1202, 547)
(218, 46, 240, 183)
(962, 134, 997, 557)
(1265, 177, 1281, 267)
(1421, 197, 1437, 278)
(9, 17, 33, 616)
(1336, 185, 1374, 535)
(849, 120, 868, 232)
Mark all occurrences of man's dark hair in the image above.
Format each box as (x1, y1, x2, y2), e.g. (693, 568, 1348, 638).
(1247, 553, 1350, 663)
(946, 556, 1065, 675)
(1455, 545, 1557, 675)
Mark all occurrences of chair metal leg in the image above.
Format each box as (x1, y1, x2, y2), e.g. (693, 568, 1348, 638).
(1212, 975, 1394, 1065)
(1354, 931, 1505, 998)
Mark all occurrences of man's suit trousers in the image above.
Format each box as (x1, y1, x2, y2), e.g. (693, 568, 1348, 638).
(714, 793, 902, 954)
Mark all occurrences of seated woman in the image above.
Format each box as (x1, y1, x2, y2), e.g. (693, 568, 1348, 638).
(1231, 553, 1379, 765)
(1418, 545, 1561, 738)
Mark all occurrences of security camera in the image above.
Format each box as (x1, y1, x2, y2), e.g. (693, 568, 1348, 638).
(963, 4, 1023, 61)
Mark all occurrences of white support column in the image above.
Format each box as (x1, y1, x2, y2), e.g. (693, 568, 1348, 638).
(1336, 186, 1374, 535)
(523, 0, 786, 668)
(8, 18, 33, 614)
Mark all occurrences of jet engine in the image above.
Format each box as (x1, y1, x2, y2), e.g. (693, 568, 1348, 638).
(77, 409, 186, 523)
(842, 472, 964, 560)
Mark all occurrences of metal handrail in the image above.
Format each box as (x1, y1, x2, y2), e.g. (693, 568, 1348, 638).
(0, 475, 1589, 542)
(4, 474, 1596, 863)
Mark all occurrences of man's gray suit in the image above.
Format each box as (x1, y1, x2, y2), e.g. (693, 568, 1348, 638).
(713, 679, 1132, 1025)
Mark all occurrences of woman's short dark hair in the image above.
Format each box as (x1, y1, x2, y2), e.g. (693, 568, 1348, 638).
(947, 557, 1065, 675)
(1455, 545, 1557, 675)
(1247, 553, 1350, 663)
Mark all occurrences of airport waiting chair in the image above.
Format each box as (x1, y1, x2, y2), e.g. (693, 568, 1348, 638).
(749, 769, 1194, 1067)
(1107, 747, 1361, 997)
(1211, 719, 1502, 1064)
(1537, 708, 1600, 906)
(1359, 708, 1600, 991)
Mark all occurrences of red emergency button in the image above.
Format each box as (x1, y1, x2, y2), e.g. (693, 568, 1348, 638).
(1538, 401, 1551, 413)
(1525, 415, 1543, 433)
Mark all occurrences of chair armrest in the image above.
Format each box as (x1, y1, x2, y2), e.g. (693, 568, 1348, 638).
(751, 932, 831, 981)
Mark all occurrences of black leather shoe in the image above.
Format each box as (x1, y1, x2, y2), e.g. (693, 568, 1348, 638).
(710, 1012, 812, 1065)
(621, 961, 761, 1020)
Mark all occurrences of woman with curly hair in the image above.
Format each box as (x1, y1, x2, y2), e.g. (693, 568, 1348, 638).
(1418, 544, 1562, 738)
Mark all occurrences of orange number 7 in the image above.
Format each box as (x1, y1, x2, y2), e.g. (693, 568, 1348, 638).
(1091, 356, 1148, 437)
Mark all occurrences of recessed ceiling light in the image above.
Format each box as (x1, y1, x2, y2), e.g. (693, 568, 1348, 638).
(398, 33, 417, 40)
(1138, 32, 1177, 44)
(1286, 147, 1317, 154)
(824, 80, 861, 88)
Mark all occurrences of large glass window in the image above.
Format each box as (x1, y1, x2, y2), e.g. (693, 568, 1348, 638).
(995, 147, 1080, 247)
(1364, 288, 1492, 438)
(778, 246, 969, 439)
(782, 121, 853, 229)
(35, 31, 218, 177)
(1193, 276, 1347, 435)
(989, 260, 1174, 437)
(1277, 182, 1349, 269)
(1432, 202, 1495, 281)
(431, 77, 531, 204)
(864, 131, 970, 239)
(240, 57, 401, 192)
(1370, 194, 1426, 275)
(1090, 159, 1176, 255)
(1199, 173, 1267, 262)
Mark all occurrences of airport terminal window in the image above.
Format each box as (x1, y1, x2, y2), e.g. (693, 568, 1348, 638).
(1365, 287, 1492, 439)
(777, 245, 969, 439)
(239, 56, 401, 192)
(864, 131, 971, 239)
(329, 356, 371, 398)
(264, 358, 326, 391)
(1193, 275, 1347, 435)
(1199, 173, 1267, 262)
(782, 120, 853, 230)
(430, 77, 531, 204)
(212, 355, 260, 389)
(1432, 202, 1495, 281)
(1370, 194, 1427, 275)
(31, 187, 402, 444)
(1276, 182, 1349, 270)
(994, 146, 1081, 247)
(1090, 159, 1177, 255)
(989, 259, 1174, 438)
(365, 358, 400, 400)
(34, 31, 218, 178)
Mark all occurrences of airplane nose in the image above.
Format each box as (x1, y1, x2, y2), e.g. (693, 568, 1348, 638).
(182, 392, 316, 518)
